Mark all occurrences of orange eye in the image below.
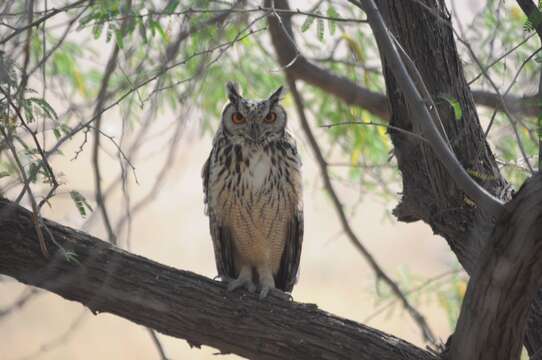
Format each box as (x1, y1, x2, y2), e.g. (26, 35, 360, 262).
(232, 112, 245, 124)
(264, 112, 277, 123)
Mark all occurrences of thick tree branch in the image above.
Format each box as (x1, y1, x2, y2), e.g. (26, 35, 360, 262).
(360, 0, 542, 354)
(0, 198, 438, 360)
(450, 174, 542, 359)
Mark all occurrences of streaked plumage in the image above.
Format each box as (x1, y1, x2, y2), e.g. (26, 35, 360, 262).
(202, 82, 303, 299)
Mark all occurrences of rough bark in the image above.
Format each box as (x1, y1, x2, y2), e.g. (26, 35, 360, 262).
(0, 198, 438, 360)
(372, 0, 542, 353)
(450, 174, 542, 359)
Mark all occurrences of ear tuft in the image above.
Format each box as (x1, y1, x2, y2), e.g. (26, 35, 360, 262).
(226, 81, 241, 104)
(268, 85, 285, 105)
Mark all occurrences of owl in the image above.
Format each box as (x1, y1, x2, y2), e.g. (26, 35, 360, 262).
(202, 82, 303, 299)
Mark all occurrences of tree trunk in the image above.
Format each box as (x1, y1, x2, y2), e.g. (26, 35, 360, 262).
(0, 198, 438, 360)
(373, 0, 542, 353)
(450, 174, 542, 359)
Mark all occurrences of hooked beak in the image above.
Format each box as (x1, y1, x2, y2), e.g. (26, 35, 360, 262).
(248, 123, 262, 142)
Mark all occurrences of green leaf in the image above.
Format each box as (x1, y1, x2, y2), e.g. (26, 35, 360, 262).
(92, 22, 104, 39)
(0, 171, 10, 178)
(316, 12, 325, 42)
(301, 14, 316, 32)
(27, 97, 58, 120)
(164, 0, 180, 14)
(438, 95, 462, 121)
(28, 161, 41, 183)
(327, 5, 338, 35)
(70, 190, 93, 218)
(114, 28, 125, 48)
(53, 128, 62, 140)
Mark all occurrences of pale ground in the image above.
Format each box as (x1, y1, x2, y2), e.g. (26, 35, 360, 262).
(0, 1, 485, 359)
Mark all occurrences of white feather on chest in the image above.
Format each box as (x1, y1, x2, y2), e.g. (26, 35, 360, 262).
(245, 150, 271, 189)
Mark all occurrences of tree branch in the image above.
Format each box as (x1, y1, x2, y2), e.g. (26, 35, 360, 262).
(0, 198, 438, 360)
(264, 0, 390, 119)
(264, 0, 540, 120)
(450, 174, 542, 359)
(354, 0, 504, 219)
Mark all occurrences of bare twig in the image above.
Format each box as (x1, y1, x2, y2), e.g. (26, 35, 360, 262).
(16, 310, 88, 360)
(0, 88, 59, 208)
(0, 287, 40, 318)
(93, 5, 367, 24)
(0, 0, 89, 45)
(0, 125, 48, 257)
(91, 43, 121, 246)
(320, 121, 429, 143)
(147, 328, 169, 360)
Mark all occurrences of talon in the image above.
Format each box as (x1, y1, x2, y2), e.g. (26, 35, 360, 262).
(259, 286, 271, 300)
(227, 277, 256, 293)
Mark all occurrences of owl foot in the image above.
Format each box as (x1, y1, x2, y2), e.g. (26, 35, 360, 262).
(227, 278, 256, 293)
(228, 268, 256, 293)
(259, 285, 271, 300)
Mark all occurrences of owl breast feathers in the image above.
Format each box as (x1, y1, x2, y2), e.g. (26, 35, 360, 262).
(202, 82, 303, 299)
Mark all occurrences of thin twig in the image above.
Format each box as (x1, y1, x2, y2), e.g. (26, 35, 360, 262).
(320, 121, 429, 143)
(147, 328, 169, 360)
(16, 310, 88, 360)
(0, 125, 48, 257)
(0, 87, 59, 208)
(99, 6, 367, 24)
(0, 287, 41, 318)
(0, 0, 89, 45)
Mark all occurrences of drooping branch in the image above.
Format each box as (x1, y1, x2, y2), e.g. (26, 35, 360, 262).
(0, 198, 438, 360)
(450, 174, 542, 360)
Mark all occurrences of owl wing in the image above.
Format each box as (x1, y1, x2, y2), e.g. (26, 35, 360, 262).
(275, 136, 304, 292)
(202, 153, 236, 279)
(275, 208, 303, 292)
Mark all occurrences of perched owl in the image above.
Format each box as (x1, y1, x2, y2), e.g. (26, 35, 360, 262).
(202, 82, 303, 299)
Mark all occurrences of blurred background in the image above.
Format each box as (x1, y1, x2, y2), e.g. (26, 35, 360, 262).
(1, 0, 539, 358)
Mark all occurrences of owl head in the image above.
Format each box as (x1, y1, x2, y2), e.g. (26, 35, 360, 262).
(220, 81, 287, 144)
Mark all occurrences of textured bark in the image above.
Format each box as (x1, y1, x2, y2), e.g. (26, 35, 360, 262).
(373, 0, 542, 353)
(450, 174, 542, 359)
(0, 198, 438, 360)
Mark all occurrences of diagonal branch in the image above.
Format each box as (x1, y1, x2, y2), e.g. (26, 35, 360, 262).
(0, 198, 438, 360)
(353, 0, 504, 219)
